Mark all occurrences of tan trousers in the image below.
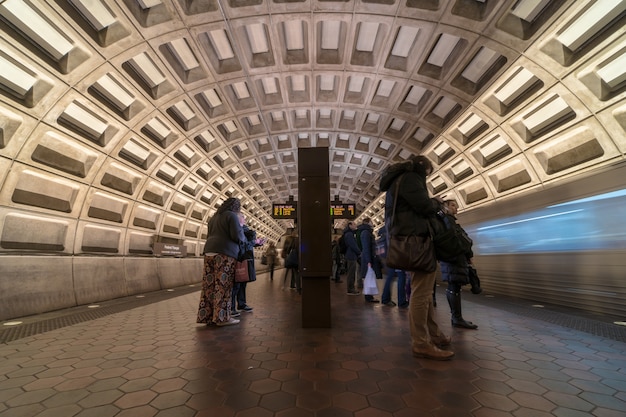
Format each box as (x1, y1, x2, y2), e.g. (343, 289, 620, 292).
(408, 270, 444, 350)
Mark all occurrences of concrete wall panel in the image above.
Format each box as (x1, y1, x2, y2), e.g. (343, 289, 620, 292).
(73, 257, 127, 305)
(180, 257, 203, 285)
(0, 256, 75, 320)
(124, 257, 162, 295)
(157, 257, 186, 288)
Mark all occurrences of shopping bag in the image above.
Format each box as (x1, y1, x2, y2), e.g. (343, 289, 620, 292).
(235, 260, 249, 282)
(363, 266, 379, 295)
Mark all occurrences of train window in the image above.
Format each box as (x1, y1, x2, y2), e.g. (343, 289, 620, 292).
(465, 189, 626, 254)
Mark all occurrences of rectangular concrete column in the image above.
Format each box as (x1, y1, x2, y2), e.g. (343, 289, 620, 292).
(298, 147, 332, 328)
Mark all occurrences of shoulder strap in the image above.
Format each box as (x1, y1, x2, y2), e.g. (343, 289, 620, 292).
(389, 174, 405, 230)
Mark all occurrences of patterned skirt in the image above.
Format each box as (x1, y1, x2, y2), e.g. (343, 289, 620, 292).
(196, 253, 236, 324)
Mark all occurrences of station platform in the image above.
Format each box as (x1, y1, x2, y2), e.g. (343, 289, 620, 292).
(1, 270, 625, 417)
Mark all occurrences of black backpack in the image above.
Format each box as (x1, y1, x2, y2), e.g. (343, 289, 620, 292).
(356, 229, 363, 251)
(338, 235, 347, 254)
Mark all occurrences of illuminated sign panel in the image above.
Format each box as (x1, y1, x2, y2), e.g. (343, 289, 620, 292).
(331, 203, 356, 219)
(272, 203, 297, 219)
(272, 202, 355, 219)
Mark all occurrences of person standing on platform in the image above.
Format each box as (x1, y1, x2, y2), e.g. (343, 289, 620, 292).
(264, 242, 278, 280)
(282, 228, 300, 291)
(231, 213, 266, 317)
(331, 238, 343, 283)
(379, 155, 454, 360)
(196, 197, 245, 327)
(358, 217, 380, 303)
(343, 221, 361, 295)
(439, 199, 478, 330)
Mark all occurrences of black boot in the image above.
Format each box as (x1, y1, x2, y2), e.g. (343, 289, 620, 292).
(446, 290, 478, 329)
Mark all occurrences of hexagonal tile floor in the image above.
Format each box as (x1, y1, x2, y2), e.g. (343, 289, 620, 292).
(1, 271, 625, 417)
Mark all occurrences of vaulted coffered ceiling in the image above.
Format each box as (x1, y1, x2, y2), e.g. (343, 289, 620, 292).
(0, 0, 625, 253)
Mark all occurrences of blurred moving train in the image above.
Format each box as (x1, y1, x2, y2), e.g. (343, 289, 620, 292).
(459, 161, 626, 319)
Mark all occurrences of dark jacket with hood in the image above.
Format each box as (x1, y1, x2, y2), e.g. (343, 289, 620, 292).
(357, 222, 375, 278)
(440, 214, 474, 284)
(342, 225, 361, 261)
(379, 161, 440, 238)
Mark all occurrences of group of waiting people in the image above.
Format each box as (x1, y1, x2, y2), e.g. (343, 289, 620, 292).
(377, 155, 482, 360)
(337, 204, 478, 330)
(335, 217, 413, 307)
(197, 154, 478, 360)
(196, 197, 265, 327)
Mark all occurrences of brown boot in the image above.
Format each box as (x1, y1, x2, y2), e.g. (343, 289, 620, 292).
(412, 344, 455, 361)
(431, 334, 451, 348)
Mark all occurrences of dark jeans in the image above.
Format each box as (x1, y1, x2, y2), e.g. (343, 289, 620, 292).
(283, 267, 301, 292)
(346, 259, 358, 292)
(231, 282, 247, 310)
(382, 268, 407, 305)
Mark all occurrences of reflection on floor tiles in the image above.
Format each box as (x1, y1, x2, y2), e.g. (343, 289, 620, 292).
(1, 271, 625, 417)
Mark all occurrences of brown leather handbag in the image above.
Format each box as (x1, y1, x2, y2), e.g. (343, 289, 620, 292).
(385, 175, 437, 273)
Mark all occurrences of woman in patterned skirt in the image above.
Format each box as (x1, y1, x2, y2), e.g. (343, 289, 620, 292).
(197, 197, 246, 327)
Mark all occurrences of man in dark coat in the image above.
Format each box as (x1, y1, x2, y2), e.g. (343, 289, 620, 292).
(379, 155, 453, 360)
(343, 221, 361, 295)
(439, 200, 478, 329)
(358, 217, 380, 303)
